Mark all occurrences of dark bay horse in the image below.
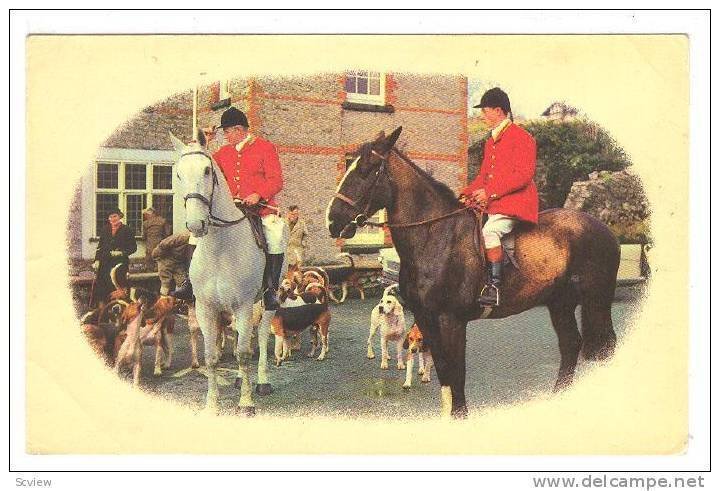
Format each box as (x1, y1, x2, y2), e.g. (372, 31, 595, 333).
(326, 127, 620, 418)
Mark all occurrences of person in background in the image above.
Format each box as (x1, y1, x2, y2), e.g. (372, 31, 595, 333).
(142, 207, 171, 272)
(286, 205, 309, 268)
(91, 208, 137, 307)
(152, 231, 197, 296)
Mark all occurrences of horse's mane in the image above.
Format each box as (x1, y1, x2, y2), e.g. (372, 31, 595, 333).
(390, 147, 461, 206)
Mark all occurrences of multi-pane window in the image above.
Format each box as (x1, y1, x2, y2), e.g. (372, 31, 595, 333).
(345, 70, 385, 105)
(95, 161, 173, 237)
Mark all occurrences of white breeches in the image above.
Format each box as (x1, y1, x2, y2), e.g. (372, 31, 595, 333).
(482, 214, 516, 249)
(262, 214, 289, 254)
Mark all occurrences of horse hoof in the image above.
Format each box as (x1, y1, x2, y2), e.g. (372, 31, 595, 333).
(451, 407, 469, 419)
(191, 362, 200, 369)
(256, 383, 273, 396)
(153, 369, 162, 376)
(234, 377, 241, 389)
(421, 378, 431, 384)
(236, 406, 256, 417)
(402, 385, 411, 390)
(367, 354, 375, 360)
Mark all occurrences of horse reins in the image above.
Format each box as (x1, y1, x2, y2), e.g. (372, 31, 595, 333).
(180, 150, 247, 228)
(335, 147, 473, 230)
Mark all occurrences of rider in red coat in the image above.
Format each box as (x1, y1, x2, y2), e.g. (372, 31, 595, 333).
(172, 107, 287, 309)
(460, 88, 538, 306)
(213, 134, 283, 218)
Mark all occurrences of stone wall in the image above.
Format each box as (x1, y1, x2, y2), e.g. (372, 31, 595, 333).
(564, 170, 651, 243)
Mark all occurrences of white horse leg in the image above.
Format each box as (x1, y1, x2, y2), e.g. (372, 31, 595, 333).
(196, 302, 220, 413)
(233, 304, 256, 415)
(188, 304, 201, 369)
(440, 386, 452, 419)
(255, 310, 273, 395)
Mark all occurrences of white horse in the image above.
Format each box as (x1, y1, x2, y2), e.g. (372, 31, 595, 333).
(171, 132, 278, 416)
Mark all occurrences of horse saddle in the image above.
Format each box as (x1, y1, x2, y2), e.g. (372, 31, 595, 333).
(234, 201, 268, 253)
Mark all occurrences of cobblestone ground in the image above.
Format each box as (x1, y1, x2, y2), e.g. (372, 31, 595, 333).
(136, 286, 645, 418)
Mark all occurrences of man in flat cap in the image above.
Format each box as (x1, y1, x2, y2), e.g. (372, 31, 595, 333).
(460, 88, 538, 306)
(91, 208, 137, 306)
(172, 107, 287, 310)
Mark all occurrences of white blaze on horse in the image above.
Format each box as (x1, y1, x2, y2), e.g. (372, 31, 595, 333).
(170, 132, 279, 416)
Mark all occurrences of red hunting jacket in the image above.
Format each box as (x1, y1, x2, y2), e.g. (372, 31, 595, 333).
(213, 136, 284, 217)
(461, 123, 538, 224)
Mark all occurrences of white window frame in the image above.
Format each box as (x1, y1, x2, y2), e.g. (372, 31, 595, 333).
(345, 70, 385, 106)
(94, 159, 174, 238)
(219, 79, 231, 101)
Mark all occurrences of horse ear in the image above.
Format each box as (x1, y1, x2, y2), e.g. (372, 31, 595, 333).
(385, 126, 403, 149)
(387, 126, 402, 147)
(374, 130, 386, 142)
(168, 132, 185, 153)
(197, 128, 207, 148)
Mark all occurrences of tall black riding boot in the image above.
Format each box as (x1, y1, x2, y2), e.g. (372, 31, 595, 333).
(477, 261, 502, 306)
(170, 278, 194, 301)
(262, 253, 284, 311)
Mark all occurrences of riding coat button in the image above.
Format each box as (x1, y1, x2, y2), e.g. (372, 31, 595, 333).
(488, 174, 493, 179)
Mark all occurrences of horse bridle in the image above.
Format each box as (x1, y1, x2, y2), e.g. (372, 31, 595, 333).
(333, 149, 389, 230)
(180, 150, 247, 227)
(334, 148, 470, 232)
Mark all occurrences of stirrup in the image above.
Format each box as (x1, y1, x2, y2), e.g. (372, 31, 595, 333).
(477, 284, 500, 306)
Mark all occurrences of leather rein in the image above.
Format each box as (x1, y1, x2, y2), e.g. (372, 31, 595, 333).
(334, 148, 472, 230)
(180, 150, 248, 228)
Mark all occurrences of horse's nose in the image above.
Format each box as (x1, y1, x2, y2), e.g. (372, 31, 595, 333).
(378, 306, 384, 314)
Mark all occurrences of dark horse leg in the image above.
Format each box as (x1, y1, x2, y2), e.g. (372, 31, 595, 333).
(580, 295, 617, 361)
(419, 311, 468, 419)
(546, 289, 582, 391)
(578, 264, 618, 362)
